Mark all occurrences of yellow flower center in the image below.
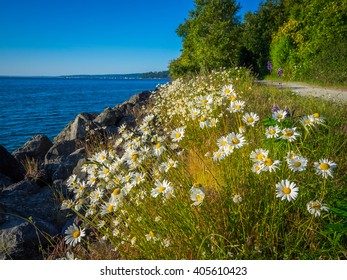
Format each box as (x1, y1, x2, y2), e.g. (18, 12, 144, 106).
(255, 165, 261, 171)
(294, 161, 302, 167)
(269, 129, 275, 135)
(236, 105, 241, 109)
(149, 231, 155, 237)
(101, 155, 106, 161)
(196, 194, 202, 202)
(257, 154, 265, 160)
(313, 113, 320, 118)
(283, 187, 291, 195)
(232, 138, 239, 144)
(285, 130, 294, 137)
(107, 205, 114, 212)
(73, 230, 80, 239)
(202, 99, 208, 104)
(265, 158, 273, 166)
(112, 188, 120, 196)
(103, 168, 109, 175)
(156, 143, 162, 149)
(230, 95, 237, 102)
(225, 89, 231, 94)
(277, 114, 283, 119)
(247, 117, 254, 123)
(200, 116, 206, 122)
(305, 119, 311, 124)
(311, 203, 321, 210)
(132, 153, 139, 161)
(319, 163, 330, 170)
(158, 186, 166, 193)
(221, 140, 228, 146)
(175, 132, 181, 139)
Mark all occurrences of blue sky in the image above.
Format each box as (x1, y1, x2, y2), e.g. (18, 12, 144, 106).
(0, 0, 263, 76)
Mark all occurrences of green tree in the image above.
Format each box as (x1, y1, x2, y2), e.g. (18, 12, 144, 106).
(169, 0, 241, 78)
(240, 0, 287, 77)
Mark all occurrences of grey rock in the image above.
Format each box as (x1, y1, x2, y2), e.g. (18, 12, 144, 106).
(12, 134, 53, 164)
(44, 140, 80, 182)
(54, 113, 97, 143)
(93, 107, 123, 127)
(0, 173, 13, 190)
(0, 145, 24, 182)
(52, 148, 86, 181)
(0, 180, 62, 259)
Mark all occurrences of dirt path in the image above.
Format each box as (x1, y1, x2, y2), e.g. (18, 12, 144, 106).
(257, 80, 347, 103)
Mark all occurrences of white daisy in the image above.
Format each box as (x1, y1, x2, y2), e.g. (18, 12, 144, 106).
(288, 155, 308, 172)
(263, 157, 281, 172)
(281, 127, 301, 142)
(199, 116, 210, 129)
(242, 112, 259, 127)
(170, 127, 185, 142)
(228, 132, 246, 149)
(232, 193, 242, 203)
(64, 224, 86, 247)
(314, 158, 337, 179)
(228, 100, 245, 113)
(272, 109, 287, 122)
(250, 148, 269, 162)
(151, 179, 172, 198)
(265, 125, 281, 139)
(311, 113, 325, 124)
(307, 200, 329, 217)
(275, 180, 299, 202)
(190, 187, 205, 206)
(251, 162, 264, 174)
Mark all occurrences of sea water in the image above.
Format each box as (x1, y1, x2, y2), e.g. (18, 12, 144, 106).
(0, 77, 169, 152)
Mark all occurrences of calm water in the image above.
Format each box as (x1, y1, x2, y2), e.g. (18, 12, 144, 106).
(0, 77, 169, 152)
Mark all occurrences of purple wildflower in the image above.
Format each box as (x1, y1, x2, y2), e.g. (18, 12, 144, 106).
(267, 61, 273, 73)
(272, 105, 280, 113)
(277, 68, 283, 78)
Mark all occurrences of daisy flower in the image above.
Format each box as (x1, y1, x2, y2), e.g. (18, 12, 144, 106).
(228, 132, 246, 149)
(170, 127, 185, 142)
(153, 142, 166, 156)
(221, 84, 235, 97)
(307, 200, 329, 217)
(265, 125, 281, 139)
(250, 148, 269, 162)
(300, 115, 315, 128)
(145, 231, 157, 241)
(272, 109, 287, 122)
(242, 112, 259, 127)
(313, 158, 337, 178)
(288, 155, 308, 172)
(281, 127, 301, 142)
(161, 238, 171, 247)
(275, 180, 299, 202)
(64, 224, 86, 247)
(311, 113, 325, 124)
(190, 187, 205, 206)
(228, 100, 245, 113)
(199, 116, 210, 128)
(251, 162, 264, 174)
(213, 150, 225, 161)
(263, 157, 281, 172)
(232, 193, 242, 203)
(151, 179, 172, 198)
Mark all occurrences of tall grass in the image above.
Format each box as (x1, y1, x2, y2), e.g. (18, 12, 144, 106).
(58, 68, 347, 259)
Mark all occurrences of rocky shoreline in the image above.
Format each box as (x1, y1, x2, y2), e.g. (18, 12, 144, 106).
(0, 89, 154, 259)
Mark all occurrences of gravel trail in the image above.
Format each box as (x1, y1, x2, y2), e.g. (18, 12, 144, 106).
(257, 80, 347, 103)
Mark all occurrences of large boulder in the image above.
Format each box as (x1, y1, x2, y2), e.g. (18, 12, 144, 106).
(0, 180, 62, 259)
(12, 134, 53, 164)
(44, 140, 80, 182)
(54, 113, 97, 143)
(52, 148, 86, 181)
(0, 145, 24, 182)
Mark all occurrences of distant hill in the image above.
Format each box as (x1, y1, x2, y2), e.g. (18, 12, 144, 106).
(59, 71, 169, 80)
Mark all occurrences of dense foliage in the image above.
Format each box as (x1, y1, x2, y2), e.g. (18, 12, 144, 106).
(169, 0, 347, 85)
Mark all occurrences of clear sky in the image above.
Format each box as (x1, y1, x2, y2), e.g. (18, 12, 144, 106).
(0, 0, 263, 76)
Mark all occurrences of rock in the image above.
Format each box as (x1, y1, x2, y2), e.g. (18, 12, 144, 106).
(52, 148, 86, 181)
(93, 107, 124, 127)
(54, 113, 97, 143)
(0, 145, 24, 182)
(12, 134, 53, 164)
(72, 158, 88, 182)
(44, 140, 80, 182)
(0, 173, 13, 190)
(0, 180, 62, 259)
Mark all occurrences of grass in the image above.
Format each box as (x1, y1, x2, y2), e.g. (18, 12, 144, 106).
(55, 67, 347, 260)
